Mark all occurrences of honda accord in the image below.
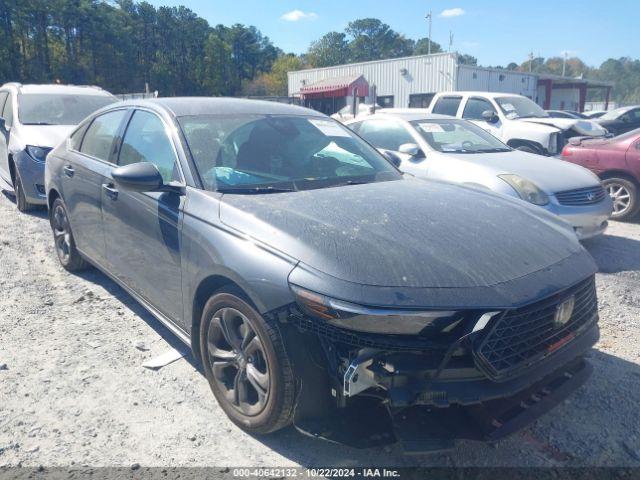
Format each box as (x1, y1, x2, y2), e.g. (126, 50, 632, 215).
(45, 98, 599, 451)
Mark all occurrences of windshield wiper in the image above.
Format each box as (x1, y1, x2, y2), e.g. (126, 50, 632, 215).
(23, 122, 56, 126)
(474, 148, 512, 153)
(218, 186, 296, 194)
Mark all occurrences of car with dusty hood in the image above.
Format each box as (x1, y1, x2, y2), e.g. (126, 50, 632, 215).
(346, 112, 612, 240)
(46, 98, 600, 453)
(425, 91, 607, 156)
(0, 83, 118, 211)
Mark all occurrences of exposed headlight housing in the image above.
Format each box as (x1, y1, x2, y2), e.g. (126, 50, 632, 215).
(26, 145, 52, 163)
(499, 174, 550, 206)
(290, 285, 461, 335)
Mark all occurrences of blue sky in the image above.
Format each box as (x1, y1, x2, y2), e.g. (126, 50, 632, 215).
(146, 0, 638, 67)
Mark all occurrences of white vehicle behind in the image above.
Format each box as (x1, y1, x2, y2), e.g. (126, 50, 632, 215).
(425, 92, 607, 156)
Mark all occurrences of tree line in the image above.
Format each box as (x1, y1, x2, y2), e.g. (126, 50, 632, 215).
(0, 1, 638, 105)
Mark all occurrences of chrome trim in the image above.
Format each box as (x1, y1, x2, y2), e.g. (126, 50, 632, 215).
(472, 311, 501, 333)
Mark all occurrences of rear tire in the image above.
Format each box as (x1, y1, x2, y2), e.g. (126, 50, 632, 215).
(50, 198, 89, 271)
(199, 288, 295, 434)
(14, 169, 35, 212)
(603, 177, 638, 221)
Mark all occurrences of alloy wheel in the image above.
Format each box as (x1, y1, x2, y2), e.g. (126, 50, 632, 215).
(52, 204, 72, 263)
(206, 307, 270, 416)
(606, 182, 632, 216)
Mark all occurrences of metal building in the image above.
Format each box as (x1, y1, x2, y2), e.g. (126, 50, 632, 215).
(287, 52, 611, 115)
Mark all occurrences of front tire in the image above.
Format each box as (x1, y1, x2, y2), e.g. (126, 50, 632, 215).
(50, 198, 89, 271)
(603, 177, 638, 221)
(14, 169, 35, 212)
(200, 288, 295, 434)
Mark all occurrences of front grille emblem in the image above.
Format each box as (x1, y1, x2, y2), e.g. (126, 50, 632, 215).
(554, 296, 575, 328)
(587, 192, 595, 201)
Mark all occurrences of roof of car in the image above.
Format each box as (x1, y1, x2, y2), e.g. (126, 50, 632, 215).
(351, 110, 455, 122)
(2, 83, 113, 96)
(119, 97, 324, 118)
(435, 91, 523, 99)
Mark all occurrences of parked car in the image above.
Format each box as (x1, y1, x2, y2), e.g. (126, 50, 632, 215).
(594, 106, 640, 136)
(584, 110, 607, 119)
(546, 110, 587, 119)
(46, 98, 599, 451)
(425, 92, 607, 156)
(0, 83, 117, 212)
(561, 128, 640, 220)
(346, 112, 612, 240)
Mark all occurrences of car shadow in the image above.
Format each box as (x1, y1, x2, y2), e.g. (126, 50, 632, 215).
(582, 232, 640, 273)
(74, 267, 203, 373)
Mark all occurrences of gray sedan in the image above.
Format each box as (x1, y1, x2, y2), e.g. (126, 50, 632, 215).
(347, 112, 613, 240)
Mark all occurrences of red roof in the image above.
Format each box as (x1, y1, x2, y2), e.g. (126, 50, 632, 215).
(300, 75, 369, 98)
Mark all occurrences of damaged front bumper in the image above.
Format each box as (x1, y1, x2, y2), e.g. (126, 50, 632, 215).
(280, 277, 599, 453)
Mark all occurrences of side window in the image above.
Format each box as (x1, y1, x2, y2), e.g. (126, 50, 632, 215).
(432, 96, 462, 116)
(357, 119, 415, 151)
(69, 123, 90, 151)
(119, 110, 180, 183)
(630, 109, 640, 121)
(462, 97, 496, 120)
(2, 93, 14, 127)
(80, 110, 128, 162)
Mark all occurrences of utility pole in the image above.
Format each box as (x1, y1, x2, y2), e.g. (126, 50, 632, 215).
(448, 31, 453, 52)
(425, 11, 432, 55)
(562, 51, 568, 77)
(528, 52, 535, 72)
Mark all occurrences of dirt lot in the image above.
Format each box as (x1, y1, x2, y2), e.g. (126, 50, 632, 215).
(0, 190, 639, 468)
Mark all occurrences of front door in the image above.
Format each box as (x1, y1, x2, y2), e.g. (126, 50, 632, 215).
(102, 109, 185, 322)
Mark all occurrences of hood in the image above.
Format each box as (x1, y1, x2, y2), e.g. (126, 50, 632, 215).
(443, 150, 601, 193)
(15, 125, 75, 149)
(519, 117, 607, 136)
(219, 178, 586, 290)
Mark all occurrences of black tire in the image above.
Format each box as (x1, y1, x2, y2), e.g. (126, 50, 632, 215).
(50, 198, 89, 271)
(602, 177, 639, 221)
(14, 169, 35, 212)
(200, 288, 295, 434)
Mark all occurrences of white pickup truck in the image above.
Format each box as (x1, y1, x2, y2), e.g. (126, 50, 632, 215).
(425, 91, 608, 156)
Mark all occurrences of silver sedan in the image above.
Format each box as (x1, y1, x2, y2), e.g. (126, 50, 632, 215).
(346, 112, 613, 240)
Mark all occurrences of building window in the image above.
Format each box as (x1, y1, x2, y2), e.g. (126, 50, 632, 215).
(409, 93, 435, 108)
(376, 95, 394, 108)
(499, 74, 505, 82)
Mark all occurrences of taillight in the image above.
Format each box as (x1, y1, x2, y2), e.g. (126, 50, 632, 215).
(561, 147, 572, 157)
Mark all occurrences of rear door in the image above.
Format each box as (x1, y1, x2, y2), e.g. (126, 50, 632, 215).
(64, 108, 130, 263)
(102, 109, 185, 322)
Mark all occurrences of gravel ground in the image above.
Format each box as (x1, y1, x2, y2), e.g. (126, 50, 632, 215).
(0, 191, 639, 468)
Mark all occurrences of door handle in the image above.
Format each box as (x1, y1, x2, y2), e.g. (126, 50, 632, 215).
(63, 165, 75, 177)
(102, 183, 119, 200)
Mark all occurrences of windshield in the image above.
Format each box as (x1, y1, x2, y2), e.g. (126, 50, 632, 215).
(178, 114, 401, 192)
(599, 107, 628, 120)
(411, 119, 511, 154)
(495, 96, 548, 119)
(18, 93, 117, 125)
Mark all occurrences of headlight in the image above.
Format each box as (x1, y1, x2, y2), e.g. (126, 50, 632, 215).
(498, 174, 549, 206)
(548, 132, 559, 154)
(26, 145, 52, 163)
(290, 285, 461, 335)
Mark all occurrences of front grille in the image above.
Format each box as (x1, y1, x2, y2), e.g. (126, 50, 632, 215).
(555, 185, 606, 206)
(475, 277, 598, 381)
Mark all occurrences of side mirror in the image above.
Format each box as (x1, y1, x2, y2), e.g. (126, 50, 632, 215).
(380, 150, 402, 168)
(112, 162, 164, 192)
(482, 110, 499, 123)
(398, 143, 424, 158)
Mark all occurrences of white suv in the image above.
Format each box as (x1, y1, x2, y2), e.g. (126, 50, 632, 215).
(425, 91, 607, 156)
(0, 83, 117, 211)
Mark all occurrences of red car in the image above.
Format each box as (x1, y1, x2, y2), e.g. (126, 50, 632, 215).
(562, 128, 640, 221)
